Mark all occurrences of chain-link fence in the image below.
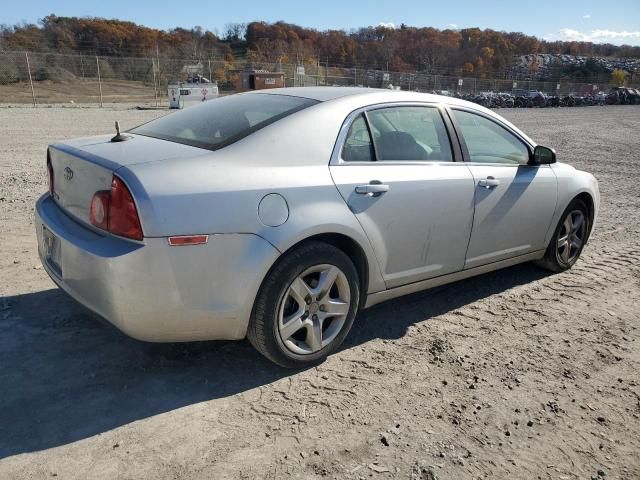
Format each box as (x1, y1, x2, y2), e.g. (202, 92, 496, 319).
(1, 50, 637, 106)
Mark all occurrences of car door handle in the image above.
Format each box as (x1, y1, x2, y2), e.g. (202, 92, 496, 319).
(478, 176, 500, 188)
(355, 183, 390, 196)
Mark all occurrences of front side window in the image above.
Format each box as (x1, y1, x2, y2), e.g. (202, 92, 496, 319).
(131, 93, 318, 151)
(452, 110, 530, 165)
(367, 106, 453, 162)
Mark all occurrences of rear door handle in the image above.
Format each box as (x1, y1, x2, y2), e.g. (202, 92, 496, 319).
(478, 176, 500, 188)
(355, 182, 390, 196)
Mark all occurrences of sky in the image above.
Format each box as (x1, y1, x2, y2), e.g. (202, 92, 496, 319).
(3, 0, 640, 46)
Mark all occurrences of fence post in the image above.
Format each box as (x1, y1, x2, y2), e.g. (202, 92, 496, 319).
(96, 56, 103, 107)
(325, 57, 329, 86)
(152, 57, 158, 107)
(80, 54, 85, 80)
(25, 52, 36, 107)
(208, 58, 213, 83)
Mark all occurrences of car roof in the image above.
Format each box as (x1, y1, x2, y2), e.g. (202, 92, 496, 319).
(249, 86, 493, 112)
(249, 86, 384, 101)
(248, 86, 536, 147)
(248, 86, 473, 104)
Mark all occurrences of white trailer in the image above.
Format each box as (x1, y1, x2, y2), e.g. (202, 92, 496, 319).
(168, 81, 219, 109)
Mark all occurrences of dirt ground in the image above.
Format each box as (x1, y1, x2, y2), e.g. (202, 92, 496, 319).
(0, 104, 639, 480)
(0, 80, 158, 104)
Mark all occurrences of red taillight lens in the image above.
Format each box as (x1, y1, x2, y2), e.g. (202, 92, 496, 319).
(46, 151, 54, 196)
(108, 176, 143, 241)
(89, 176, 143, 241)
(89, 191, 110, 230)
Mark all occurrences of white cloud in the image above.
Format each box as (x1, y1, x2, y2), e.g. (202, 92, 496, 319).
(448, 23, 458, 29)
(377, 22, 396, 29)
(552, 28, 640, 45)
(557, 28, 591, 41)
(582, 14, 591, 19)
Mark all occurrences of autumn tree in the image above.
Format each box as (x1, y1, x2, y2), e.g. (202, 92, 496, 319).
(610, 69, 626, 86)
(1, 16, 639, 82)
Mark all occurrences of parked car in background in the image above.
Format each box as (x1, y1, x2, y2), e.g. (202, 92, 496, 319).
(36, 88, 599, 367)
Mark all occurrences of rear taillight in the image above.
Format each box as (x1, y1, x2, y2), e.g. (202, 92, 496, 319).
(89, 175, 143, 241)
(109, 176, 143, 240)
(89, 191, 110, 230)
(46, 150, 54, 196)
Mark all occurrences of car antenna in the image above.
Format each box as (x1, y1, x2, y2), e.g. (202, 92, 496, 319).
(111, 121, 130, 142)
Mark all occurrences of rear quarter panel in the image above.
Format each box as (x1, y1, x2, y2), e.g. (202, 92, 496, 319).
(121, 101, 387, 293)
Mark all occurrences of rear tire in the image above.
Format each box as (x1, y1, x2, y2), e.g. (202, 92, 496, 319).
(536, 199, 589, 273)
(247, 241, 360, 368)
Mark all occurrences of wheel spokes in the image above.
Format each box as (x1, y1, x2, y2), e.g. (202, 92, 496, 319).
(563, 216, 572, 236)
(280, 314, 305, 340)
(571, 212, 584, 233)
(557, 234, 569, 249)
(288, 277, 313, 305)
(557, 209, 586, 264)
(570, 235, 583, 250)
(306, 319, 323, 351)
(277, 263, 352, 355)
(314, 266, 340, 301)
(324, 299, 349, 317)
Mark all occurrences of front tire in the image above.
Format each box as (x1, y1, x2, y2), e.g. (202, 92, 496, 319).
(536, 199, 589, 273)
(247, 241, 360, 368)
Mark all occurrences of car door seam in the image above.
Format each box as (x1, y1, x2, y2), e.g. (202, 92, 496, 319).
(462, 164, 478, 269)
(327, 164, 389, 291)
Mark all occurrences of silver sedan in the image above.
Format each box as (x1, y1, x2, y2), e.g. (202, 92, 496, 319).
(35, 87, 600, 367)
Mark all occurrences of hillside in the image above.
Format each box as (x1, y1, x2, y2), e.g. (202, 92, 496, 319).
(1, 16, 639, 80)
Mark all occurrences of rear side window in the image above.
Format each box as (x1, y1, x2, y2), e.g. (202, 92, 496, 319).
(367, 106, 453, 162)
(131, 94, 318, 150)
(342, 114, 375, 162)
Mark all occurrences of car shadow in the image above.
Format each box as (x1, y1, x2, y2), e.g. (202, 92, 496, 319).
(0, 262, 549, 458)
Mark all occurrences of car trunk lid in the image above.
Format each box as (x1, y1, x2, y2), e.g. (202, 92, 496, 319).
(48, 134, 207, 227)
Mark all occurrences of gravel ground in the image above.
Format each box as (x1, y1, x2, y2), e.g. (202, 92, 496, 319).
(0, 104, 639, 480)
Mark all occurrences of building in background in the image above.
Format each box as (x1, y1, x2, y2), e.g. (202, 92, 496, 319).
(231, 69, 285, 91)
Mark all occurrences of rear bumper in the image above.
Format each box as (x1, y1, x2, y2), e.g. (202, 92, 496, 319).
(35, 194, 280, 342)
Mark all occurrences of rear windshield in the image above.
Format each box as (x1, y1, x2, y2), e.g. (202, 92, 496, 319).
(131, 93, 319, 150)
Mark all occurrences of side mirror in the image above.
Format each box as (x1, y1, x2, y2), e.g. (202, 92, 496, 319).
(532, 145, 557, 165)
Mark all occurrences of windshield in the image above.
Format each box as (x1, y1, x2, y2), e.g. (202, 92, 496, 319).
(131, 93, 319, 150)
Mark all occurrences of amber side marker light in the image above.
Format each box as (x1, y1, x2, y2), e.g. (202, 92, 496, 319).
(168, 235, 209, 246)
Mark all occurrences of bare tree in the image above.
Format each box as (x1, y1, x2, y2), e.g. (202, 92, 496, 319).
(224, 23, 246, 43)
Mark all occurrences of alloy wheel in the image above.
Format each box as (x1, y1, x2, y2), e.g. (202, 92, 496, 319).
(277, 264, 351, 355)
(556, 209, 586, 264)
